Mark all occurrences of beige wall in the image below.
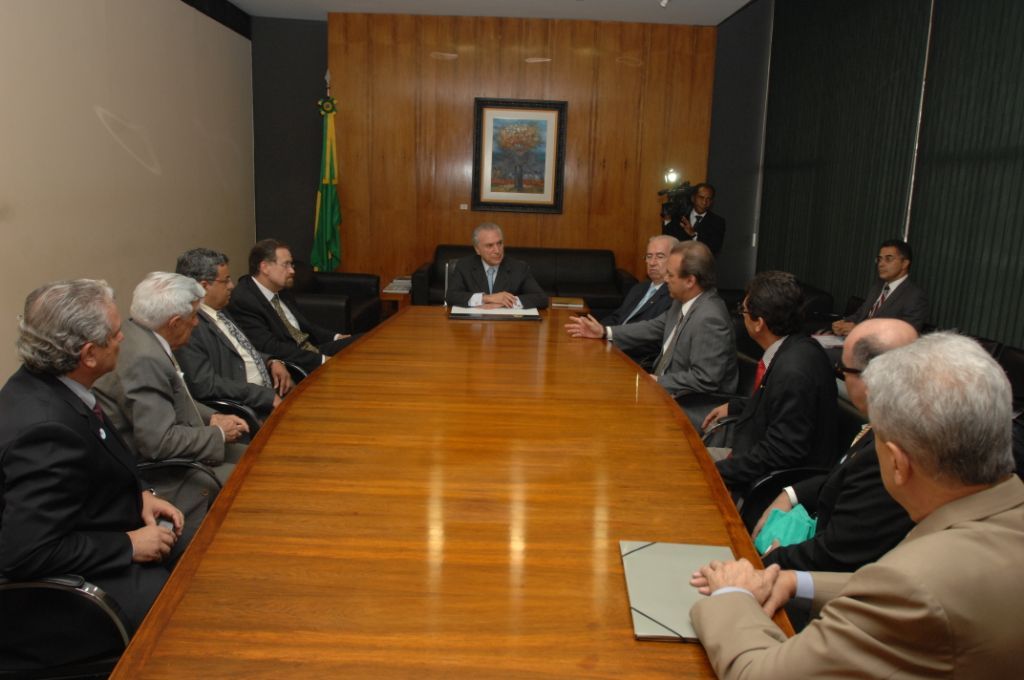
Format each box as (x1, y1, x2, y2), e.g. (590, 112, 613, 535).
(0, 0, 255, 378)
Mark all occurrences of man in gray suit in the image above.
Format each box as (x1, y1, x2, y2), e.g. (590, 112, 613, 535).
(565, 241, 737, 427)
(832, 238, 929, 334)
(689, 332, 1023, 679)
(174, 248, 293, 420)
(94, 272, 249, 537)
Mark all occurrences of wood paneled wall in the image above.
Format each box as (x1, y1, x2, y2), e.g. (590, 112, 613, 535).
(328, 13, 716, 284)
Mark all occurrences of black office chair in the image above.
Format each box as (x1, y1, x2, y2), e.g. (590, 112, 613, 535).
(136, 458, 223, 511)
(0, 574, 131, 678)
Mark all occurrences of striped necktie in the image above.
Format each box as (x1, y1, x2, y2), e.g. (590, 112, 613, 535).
(217, 310, 272, 387)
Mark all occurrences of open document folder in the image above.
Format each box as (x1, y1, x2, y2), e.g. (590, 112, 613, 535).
(620, 540, 735, 641)
(448, 305, 541, 321)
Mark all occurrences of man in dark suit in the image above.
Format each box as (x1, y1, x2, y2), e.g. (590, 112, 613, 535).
(0, 280, 183, 647)
(445, 223, 548, 309)
(703, 271, 838, 494)
(601, 235, 676, 326)
(832, 239, 929, 334)
(175, 248, 293, 419)
(662, 183, 726, 256)
(228, 239, 355, 375)
(565, 241, 737, 428)
(754, 318, 917, 573)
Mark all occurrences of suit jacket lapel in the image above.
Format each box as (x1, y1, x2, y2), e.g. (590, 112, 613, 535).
(200, 310, 243, 360)
(470, 259, 489, 293)
(49, 376, 139, 481)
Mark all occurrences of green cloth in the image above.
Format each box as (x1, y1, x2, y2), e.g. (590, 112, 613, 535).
(754, 504, 817, 554)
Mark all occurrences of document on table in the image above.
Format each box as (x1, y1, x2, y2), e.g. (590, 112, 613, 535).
(449, 306, 541, 320)
(813, 333, 845, 349)
(620, 540, 735, 642)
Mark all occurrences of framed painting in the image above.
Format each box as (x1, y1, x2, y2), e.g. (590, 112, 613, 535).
(472, 98, 567, 214)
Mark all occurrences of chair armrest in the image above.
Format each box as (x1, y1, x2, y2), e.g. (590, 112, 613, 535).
(411, 262, 432, 305)
(0, 573, 132, 648)
(136, 459, 223, 491)
(314, 271, 380, 298)
(701, 415, 741, 443)
(200, 399, 261, 434)
(738, 467, 832, 531)
(282, 360, 307, 383)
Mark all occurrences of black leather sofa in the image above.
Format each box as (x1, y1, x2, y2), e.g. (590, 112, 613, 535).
(411, 244, 637, 317)
(290, 261, 382, 334)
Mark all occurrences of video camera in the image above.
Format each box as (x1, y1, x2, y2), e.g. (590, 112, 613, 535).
(658, 181, 695, 221)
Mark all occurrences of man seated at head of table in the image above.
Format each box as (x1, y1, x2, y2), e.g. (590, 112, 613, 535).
(0, 280, 184, 652)
(702, 271, 838, 495)
(227, 238, 356, 376)
(753, 318, 918, 575)
(444, 222, 549, 310)
(689, 331, 1024, 679)
(174, 247, 293, 421)
(564, 240, 737, 428)
(93, 272, 249, 541)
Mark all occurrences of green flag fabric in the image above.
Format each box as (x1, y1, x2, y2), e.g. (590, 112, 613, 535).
(311, 95, 341, 272)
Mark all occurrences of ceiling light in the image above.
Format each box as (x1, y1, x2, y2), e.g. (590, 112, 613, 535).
(660, 0, 671, 7)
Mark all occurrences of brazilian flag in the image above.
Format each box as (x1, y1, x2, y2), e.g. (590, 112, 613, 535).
(311, 96, 341, 272)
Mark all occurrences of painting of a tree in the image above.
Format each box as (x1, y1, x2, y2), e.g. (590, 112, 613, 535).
(472, 98, 567, 213)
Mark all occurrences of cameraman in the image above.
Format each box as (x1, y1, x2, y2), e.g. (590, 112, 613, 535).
(662, 182, 726, 256)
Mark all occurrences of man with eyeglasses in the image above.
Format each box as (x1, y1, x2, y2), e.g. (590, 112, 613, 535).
(753, 318, 917, 584)
(831, 239, 929, 336)
(703, 271, 838, 494)
(601, 235, 677, 328)
(228, 239, 355, 374)
(565, 240, 737, 428)
(174, 248, 293, 420)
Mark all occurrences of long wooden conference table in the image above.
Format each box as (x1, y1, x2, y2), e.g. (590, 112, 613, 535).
(113, 306, 785, 678)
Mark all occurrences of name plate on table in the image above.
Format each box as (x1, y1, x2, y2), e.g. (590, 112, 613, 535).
(448, 306, 541, 321)
(620, 540, 734, 642)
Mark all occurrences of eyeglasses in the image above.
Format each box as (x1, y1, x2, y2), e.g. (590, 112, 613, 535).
(274, 260, 295, 270)
(875, 255, 904, 263)
(210, 276, 232, 284)
(644, 253, 668, 261)
(833, 360, 863, 381)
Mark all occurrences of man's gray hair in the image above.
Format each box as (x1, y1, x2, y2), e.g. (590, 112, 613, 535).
(16, 279, 116, 375)
(472, 222, 503, 246)
(863, 331, 1014, 485)
(130, 272, 204, 331)
(176, 248, 228, 283)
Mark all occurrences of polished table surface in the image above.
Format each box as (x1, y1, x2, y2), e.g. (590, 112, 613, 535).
(113, 306, 782, 679)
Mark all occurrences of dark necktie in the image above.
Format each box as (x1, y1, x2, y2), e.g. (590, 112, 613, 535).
(868, 284, 890, 318)
(217, 310, 272, 387)
(271, 295, 319, 353)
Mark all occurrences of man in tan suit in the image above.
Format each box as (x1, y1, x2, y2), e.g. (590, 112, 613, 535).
(689, 331, 1024, 679)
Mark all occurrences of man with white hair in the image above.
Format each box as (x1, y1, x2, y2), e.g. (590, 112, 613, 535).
(0, 280, 184, 662)
(689, 332, 1024, 678)
(445, 223, 548, 309)
(94, 272, 249, 533)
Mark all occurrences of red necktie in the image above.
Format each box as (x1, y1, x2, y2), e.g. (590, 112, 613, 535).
(752, 359, 767, 394)
(868, 284, 890, 318)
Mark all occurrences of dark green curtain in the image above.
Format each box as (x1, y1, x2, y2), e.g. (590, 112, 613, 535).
(758, 0, 931, 309)
(907, 0, 1024, 345)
